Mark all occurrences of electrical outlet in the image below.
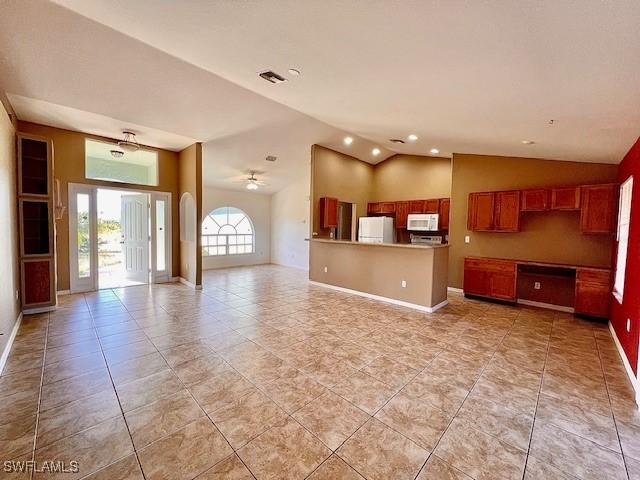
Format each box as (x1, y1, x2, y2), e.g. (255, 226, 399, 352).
(15, 290, 19, 301)
(324, 266, 328, 273)
(464, 235, 470, 244)
(627, 319, 631, 332)
(534, 282, 541, 290)
(401, 280, 407, 288)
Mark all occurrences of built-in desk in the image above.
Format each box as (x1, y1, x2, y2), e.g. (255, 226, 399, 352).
(310, 239, 449, 312)
(463, 256, 611, 318)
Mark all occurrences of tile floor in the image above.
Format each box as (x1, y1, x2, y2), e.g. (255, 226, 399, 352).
(1, 265, 639, 480)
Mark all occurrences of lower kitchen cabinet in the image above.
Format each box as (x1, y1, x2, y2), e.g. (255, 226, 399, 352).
(463, 258, 517, 301)
(575, 268, 611, 318)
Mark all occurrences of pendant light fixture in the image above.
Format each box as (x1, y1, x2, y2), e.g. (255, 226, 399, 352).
(117, 130, 140, 152)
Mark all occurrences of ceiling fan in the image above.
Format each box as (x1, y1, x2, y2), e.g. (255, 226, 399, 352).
(235, 170, 268, 190)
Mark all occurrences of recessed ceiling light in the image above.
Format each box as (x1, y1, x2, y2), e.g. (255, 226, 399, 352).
(430, 148, 439, 154)
(521, 140, 535, 145)
(389, 139, 405, 144)
(408, 134, 418, 141)
(288, 68, 301, 76)
(372, 148, 381, 156)
(343, 137, 353, 145)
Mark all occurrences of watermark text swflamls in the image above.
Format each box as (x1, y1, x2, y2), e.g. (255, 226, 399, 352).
(3, 460, 79, 474)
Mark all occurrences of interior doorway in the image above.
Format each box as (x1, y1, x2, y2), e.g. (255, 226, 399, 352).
(69, 183, 171, 292)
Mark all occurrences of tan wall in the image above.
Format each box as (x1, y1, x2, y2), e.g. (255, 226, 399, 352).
(311, 145, 374, 238)
(0, 98, 20, 358)
(371, 154, 452, 201)
(309, 240, 449, 308)
(17, 122, 181, 291)
(448, 153, 619, 288)
(178, 143, 202, 286)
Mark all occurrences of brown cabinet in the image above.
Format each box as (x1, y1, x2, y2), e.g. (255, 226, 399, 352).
(521, 189, 549, 211)
(395, 201, 410, 228)
(463, 258, 517, 301)
(319, 197, 338, 228)
(367, 202, 381, 214)
(468, 192, 495, 231)
(438, 198, 450, 230)
(551, 187, 581, 210)
(423, 199, 440, 213)
(575, 268, 611, 318)
(409, 200, 424, 213)
(379, 202, 396, 213)
(494, 191, 520, 232)
(580, 184, 618, 234)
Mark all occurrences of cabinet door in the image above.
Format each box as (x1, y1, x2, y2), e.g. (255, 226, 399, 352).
(489, 272, 517, 300)
(467, 193, 495, 231)
(22, 259, 53, 307)
(367, 202, 379, 214)
(438, 198, 450, 230)
(575, 281, 610, 318)
(580, 184, 618, 234)
(409, 200, 424, 213)
(494, 191, 520, 232)
(379, 202, 396, 213)
(320, 197, 338, 228)
(521, 189, 549, 211)
(395, 201, 410, 228)
(424, 199, 440, 213)
(551, 187, 581, 210)
(463, 268, 489, 296)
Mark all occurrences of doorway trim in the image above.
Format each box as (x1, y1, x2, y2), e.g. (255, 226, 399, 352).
(68, 183, 172, 293)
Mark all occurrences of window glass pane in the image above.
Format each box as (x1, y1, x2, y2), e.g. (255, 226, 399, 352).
(229, 245, 237, 254)
(614, 177, 633, 299)
(219, 224, 235, 235)
(85, 139, 158, 186)
(201, 207, 254, 257)
(202, 216, 216, 234)
(155, 200, 166, 272)
(217, 246, 226, 255)
(77, 193, 91, 278)
(236, 217, 253, 234)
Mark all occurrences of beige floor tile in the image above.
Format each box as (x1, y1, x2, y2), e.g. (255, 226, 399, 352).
(523, 455, 576, 480)
(258, 368, 326, 413)
(471, 376, 538, 416)
(330, 370, 397, 415)
(293, 390, 370, 450)
(0, 368, 42, 399)
(402, 373, 470, 415)
(159, 341, 213, 368)
(375, 393, 451, 451)
(108, 352, 169, 386)
(0, 390, 39, 427)
(172, 354, 231, 385)
(34, 416, 133, 480)
(42, 352, 106, 385)
(210, 389, 287, 449)
(190, 370, 256, 414)
(116, 369, 183, 412)
(416, 455, 473, 479)
(0, 413, 36, 459)
(307, 454, 365, 480)
(529, 422, 627, 480)
(125, 389, 205, 449)
(238, 417, 331, 480)
(361, 355, 418, 388)
(83, 454, 144, 480)
(337, 418, 429, 480)
(434, 418, 527, 480)
(39, 368, 113, 411)
(627, 455, 640, 480)
(195, 454, 253, 479)
(103, 339, 158, 365)
(138, 418, 232, 480)
(617, 420, 640, 461)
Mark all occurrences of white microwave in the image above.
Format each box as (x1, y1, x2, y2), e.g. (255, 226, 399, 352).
(407, 213, 439, 231)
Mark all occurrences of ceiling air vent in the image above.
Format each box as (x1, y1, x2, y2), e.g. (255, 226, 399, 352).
(259, 71, 287, 84)
(389, 139, 405, 144)
(265, 155, 277, 162)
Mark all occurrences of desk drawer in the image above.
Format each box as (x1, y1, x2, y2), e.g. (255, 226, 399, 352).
(465, 258, 516, 273)
(576, 268, 610, 285)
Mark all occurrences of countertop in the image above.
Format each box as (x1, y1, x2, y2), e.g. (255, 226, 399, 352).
(465, 256, 611, 271)
(311, 238, 450, 249)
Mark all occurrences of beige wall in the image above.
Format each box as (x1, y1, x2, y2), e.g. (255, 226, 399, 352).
(448, 153, 619, 288)
(371, 154, 451, 201)
(311, 146, 452, 239)
(310, 240, 449, 309)
(17, 122, 181, 291)
(0, 98, 20, 361)
(178, 143, 203, 286)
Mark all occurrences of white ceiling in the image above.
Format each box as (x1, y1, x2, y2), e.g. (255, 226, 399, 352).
(2, 1, 639, 194)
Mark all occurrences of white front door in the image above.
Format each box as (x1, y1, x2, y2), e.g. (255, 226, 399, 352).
(121, 194, 149, 284)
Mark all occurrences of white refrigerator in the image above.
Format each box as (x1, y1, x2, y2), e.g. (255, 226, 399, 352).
(358, 217, 395, 244)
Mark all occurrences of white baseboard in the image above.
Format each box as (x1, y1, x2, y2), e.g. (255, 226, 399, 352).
(179, 277, 202, 290)
(57, 289, 71, 296)
(447, 287, 463, 294)
(23, 305, 56, 314)
(608, 322, 640, 407)
(0, 312, 23, 376)
(517, 299, 575, 313)
(309, 280, 448, 313)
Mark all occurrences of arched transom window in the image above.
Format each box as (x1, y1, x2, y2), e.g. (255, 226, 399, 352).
(202, 207, 255, 256)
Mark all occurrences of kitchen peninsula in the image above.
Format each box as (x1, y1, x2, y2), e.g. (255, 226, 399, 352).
(309, 239, 449, 312)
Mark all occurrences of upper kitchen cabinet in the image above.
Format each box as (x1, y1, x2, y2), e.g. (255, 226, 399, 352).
(468, 192, 495, 231)
(319, 197, 338, 228)
(424, 199, 440, 213)
(494, 191, 520, 232)
(367, 202, 381, 214)
(395, 201, 410, 228)
(409, 200, 424, 213)
(580, 184, 618, 234)
(379, 202, 396, 214)
(438, 198, 450, 230)
(521, 189, 549, 211)
(551, 186, 581, 210)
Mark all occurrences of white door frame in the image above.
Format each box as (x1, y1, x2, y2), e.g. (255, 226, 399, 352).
(68, 183, 172, 292)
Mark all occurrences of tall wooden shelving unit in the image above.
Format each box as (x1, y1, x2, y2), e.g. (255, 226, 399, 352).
(17, 133, 57, 313)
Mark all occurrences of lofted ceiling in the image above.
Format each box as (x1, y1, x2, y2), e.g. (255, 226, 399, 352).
(2, 0, 639, 194)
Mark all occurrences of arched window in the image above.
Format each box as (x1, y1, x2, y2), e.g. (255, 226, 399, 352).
(202, 207, 255, 256)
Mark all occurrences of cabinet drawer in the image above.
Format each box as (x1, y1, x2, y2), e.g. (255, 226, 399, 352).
(576, 268, 610, 285)
(575, 281, 610, 318)
(464, 258, 516, 273)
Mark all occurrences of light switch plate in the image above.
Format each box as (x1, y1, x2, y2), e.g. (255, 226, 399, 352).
(464, 235, 470, 244)
(627, 319, 631, 332)
(534, 282, 541, 290)
(401, 280, 407, 288)
(324, 266, 328, 273)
